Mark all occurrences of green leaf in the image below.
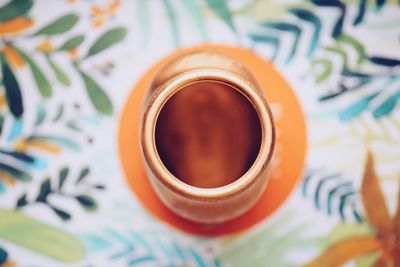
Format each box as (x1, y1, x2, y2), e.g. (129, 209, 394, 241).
(36, 177, 51, 203)
(0, 162, 32, 181)
(0, 246, 7, 264)
(77, 69, 113, 115)
(0, 209, 85, 262)
(58, 167, 69, 190)
(312, 59, 333, 84)
(76, 194, 98, 212)
(86, 27, 127, 58)
(33, 14, 79, 36)
(50, 206, 71, 221)
(46, 56, 70, 86)
(1, 52, 24, 118)
(205, 0, 236, 32)
(16, 193, 28, 208)
(0, 0, 33, 22)
(76, 167, 90, 184)
(58, 35, 84, 50)
(16, 48, 52, 97)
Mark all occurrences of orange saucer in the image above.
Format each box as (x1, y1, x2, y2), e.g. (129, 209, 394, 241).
(118, 44, 307, 236)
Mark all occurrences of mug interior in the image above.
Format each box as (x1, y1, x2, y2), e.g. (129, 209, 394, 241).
(155, 80, 262, 188)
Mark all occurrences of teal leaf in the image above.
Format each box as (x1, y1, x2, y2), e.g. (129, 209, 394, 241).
(46, 56, 70, 86)
(373, 91, 400, 119)
(0, 0, 33, 22)
(182, 0, 208, 41)
(16, 48, 52, 98)
(0, 115, 3, 136)
(33, 14, 79, 36)
(0, 162, 32, 181)
(1, 52, 23, 118)
(52, 104, 64, 122)
(339, 93, 379, 122)
(76, 167, 90, 184)
(369, 56, 400, 67)
(50, 205, 71, 221)
(137, 0, 150, 46)
(310, 0, 345, 38)
(288, 8, 321, 57)
(0, 246, 7, 264)
(76, 194, 98, 212)
(16, 193, 28, 208)
(59, 167, 69, 190)
(58, 35, 85, 50)
(36, 177, 51, 203)
(86, 27, 127, 58)
(162, 0, 179, 47)
(205, 0, 235, 32)
(77, 69, 113, 115)
(35, 105, 46, 126)
(262, 22, 301, 63)
(248, 33, 280, 61)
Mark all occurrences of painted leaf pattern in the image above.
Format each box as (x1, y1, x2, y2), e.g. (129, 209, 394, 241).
(0, 0, 398, 266)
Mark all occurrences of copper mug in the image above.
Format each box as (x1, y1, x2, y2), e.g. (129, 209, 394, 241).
(140, 50, 275, 224)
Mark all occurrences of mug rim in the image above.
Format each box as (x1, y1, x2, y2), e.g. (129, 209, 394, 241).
(141, 69, 275, 200)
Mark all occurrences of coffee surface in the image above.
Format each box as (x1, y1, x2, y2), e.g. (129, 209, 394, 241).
(155, 81, 262, 188)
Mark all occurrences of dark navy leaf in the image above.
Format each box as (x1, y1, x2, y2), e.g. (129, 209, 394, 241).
(0, 162, 32, 181)
(16, 193, 28, 208)
(50, 205, 71, 221)
(36, 177, 51, 202)
(59, 167, 69, 190)
(0, 149, 35, 163)
(353, 0, 367, 25)
(1, 52, 23, 118)
(369, 56, 400, 67)
(76, 167, 90, 184)
(288, 8, 321, 57)
(0, 246, 7, 264)
(375, 0, 386, 12)
(0, 0, 33, 22)
(309, 0, 346, 38)
(76, 194, 98, 212)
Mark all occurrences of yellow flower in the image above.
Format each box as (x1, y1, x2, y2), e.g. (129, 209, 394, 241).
(304, 151, 400, 267)
(36, 39, 53, 53)
(4, 45, 25, 69)
(0, 17, 34, 36)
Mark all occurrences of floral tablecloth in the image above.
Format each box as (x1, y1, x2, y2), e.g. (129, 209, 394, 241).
(0, 0, 399, 266)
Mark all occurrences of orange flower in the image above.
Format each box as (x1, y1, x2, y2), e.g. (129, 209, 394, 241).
(36, 39, 53, 53)
(0, 260, 17, 267)
(67, 48, 79, 60)
(107, 0, 120, 15)
(0, 91, 5, 108)
(91, 17, 105, 28)
(304, 151, 400, 267)
(3, 45, 25, 69)
(0, 17, 34, 36)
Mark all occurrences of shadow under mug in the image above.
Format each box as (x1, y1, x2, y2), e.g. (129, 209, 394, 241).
(140, 51, 275, 224)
